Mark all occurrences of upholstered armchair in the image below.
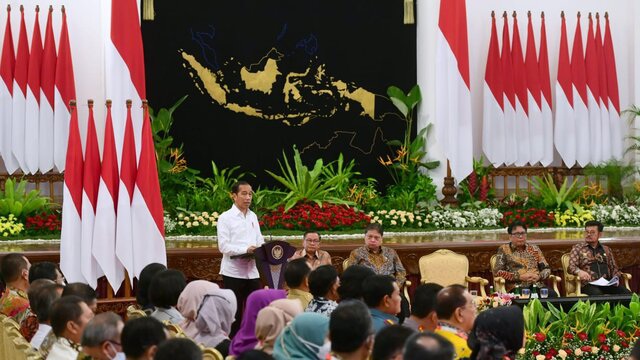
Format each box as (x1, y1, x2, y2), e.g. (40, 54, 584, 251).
(418, 249, 489, 297)
(490, 254, 561, 296)
(561, 253, 631, 296)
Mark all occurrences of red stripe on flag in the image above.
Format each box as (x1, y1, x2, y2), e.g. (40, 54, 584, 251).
(585, 15, 599, 101)
(15, 7, 28, 97)
(595, 16, 608, 108)
(0, 6, 14, 93)
(84, 101, 101, 212)
(27, 7, 42, 105)
(121, 102, 137, 201)
(604, 15, 619, 114)
(558, 14, 573, 106)
(485, 15, 503, 109)
(111, 0, 146, 98)
(55, 7, 76, 112)
(437, 0, 470, 89)
(501, 15, 516, 108)
(102, 102, 120, 206)
(525, 14, 541, 109)
(539, 15, 552, 106)
(41, 7, 56, 108)
(64, 103, 83, 216)
(137, 102, 164, 236)
(511, 15, 528, 115)
(571, 15, 588, 105)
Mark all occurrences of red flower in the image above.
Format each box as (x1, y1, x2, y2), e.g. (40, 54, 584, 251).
(635, 329, 640, 337)
(616, 330, 626, 338)
(547, 348, 558, 356)
(601, 345, 610, 352)
(621, 341, 629, 348)
(534, 333, 546, 342)
(597, 333, 607, 343)
(532, 351, 540, 356)
(544, 354, 553, 360)
(564, 333, 574, 340)
(580, 345, 592, 352)
(565, 349, 573, 356)
(578, 332, 588, 341)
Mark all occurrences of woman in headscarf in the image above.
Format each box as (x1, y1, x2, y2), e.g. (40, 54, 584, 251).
(467, 306, 525, 360)
(255, 299, 303, 354)
(177, 280, 237, 357)
(229, 289, 287, 356)
(272, 312, 330, 360)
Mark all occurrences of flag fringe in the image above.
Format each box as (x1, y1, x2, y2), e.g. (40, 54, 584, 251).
(404, 0, 414, 24)
(142, 0, 154, 21)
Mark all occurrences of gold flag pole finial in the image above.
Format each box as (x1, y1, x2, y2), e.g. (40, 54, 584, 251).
(404, 0, 415, 25)
(143, 0, 155, 21)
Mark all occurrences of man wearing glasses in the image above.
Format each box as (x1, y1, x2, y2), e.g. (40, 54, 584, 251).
(493, 221, 557, 296)
(290, 231, 332, 270)
(568, 220, 631, 295)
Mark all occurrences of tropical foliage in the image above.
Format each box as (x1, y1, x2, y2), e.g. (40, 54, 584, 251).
(529, 174, 585, 212)
(0, 178, 50, 219)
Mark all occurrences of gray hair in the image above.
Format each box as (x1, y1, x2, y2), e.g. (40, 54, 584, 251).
(81, 312, 123, 347)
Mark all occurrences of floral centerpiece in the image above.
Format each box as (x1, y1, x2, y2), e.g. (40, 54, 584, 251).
(476, 292, 516, 312)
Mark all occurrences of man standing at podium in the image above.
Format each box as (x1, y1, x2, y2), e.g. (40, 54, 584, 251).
(217, 181, 264, 335)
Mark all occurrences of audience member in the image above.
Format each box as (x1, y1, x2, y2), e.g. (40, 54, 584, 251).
(20, 279, 55, 342)
(284, 258, 313, 309)
(177, 280, 237, 356)
(403, 283, 443, 332)
(149, 269, 186, 324)
(403, 332, 455, 360)
(631, 339, 640, 360)
(27, 281, 63, 349)
(229, 289, 286, 356)
(290, 231, 332, 270)
(272, 312, 330, 360)
(121, 317, 167, 360)
(0, 253, 31, 323)
(155, 338, 202, 360)
(434, 285, 477, 359)
(255, 299, 303, 354)
(467, 306, 525, 360)
(62, 282, 98, 313)
(29, 261, 65, 285)
(305, 264, 340, 316)
(80, 312, 125, 360)
(135, 262, 167, 312)
(372, 325, 415, 360)
(328, 300, 374, 360)
(47, 295, 95, 360)
(237, 350, 274, 360)
(362, 275, 401, 332)
(337, 265, 375, 301)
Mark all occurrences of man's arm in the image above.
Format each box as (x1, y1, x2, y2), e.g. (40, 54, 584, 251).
(217, 216, 249, 256)
(567, 245, 580, 275)
(494, 246, 518, 281)
(392, 250, 407, 285)
(535, 246, 551, 280)
(605, 246, 622, 278)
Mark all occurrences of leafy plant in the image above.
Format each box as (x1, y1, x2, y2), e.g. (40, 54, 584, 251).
(322, 153, 360, 198)
(528, 174, 585, 212)
(584, 160, 637, 201)
(458, 157, 493, 204)
(150, 95, 188, 168)
(0, 178, 50, 219)
(194, 161, 254, 212)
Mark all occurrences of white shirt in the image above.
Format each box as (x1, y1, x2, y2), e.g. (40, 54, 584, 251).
(217, 204, 264, 279)
(46, 337, 78, 360)
(30, 323, 51, 350)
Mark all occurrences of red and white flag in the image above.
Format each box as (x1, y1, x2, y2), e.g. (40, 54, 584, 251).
(585, 14, 602, 165)
(538, 12, 554, 167)
(501, 13, 517, 166)
(93, 101, 124, 292)
(482, 12, 504, 166)
(54, 6, 75, 172)
(511, 13, 530, 166)
(0, 5, 18, 174)
(25, 6, 43, 174)
(81, 101, 102, 288)
(11, 6, 29, 172)
(435, 0, 473, 180)
(60, 102, 84, 283)
(525, 12, 543, 165)
(39, 6, 56, 173)
(116, 101, 136, 283)
(595, 14, 611, 162)
(571, 13, 590, 167)
(604, 13, 623, 160)
(555, 12, 576, 168)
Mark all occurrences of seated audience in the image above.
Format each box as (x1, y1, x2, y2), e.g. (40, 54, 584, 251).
(494, 221, 557, 296)
(434, 285, 477, 359)
(20, 279, 55, 341)
(467, 306, 525, 360)
(27, 281, 63, 348)
(272, 312, 330, 360)
(121, 317, 167, 360)
(29, 261, 66, 285)
(290, 231, 332, 270)
(62, 282, 98, 313)
(632, 339, 640, 360)
(284, 258, 313, 309)
(237, 350, 275, 360)
(328, 300, 374, 360)
(155, 338, 203, 360)
(136, 262, 167, 312)
(81, 312, 125, 360)
(362, 274, 401, 333)
(403, 332, 455, 360)
(372, 325, 415, 360)
(0, 252, 32, 323)
(47, 295, 95, 360)
(255, 299, 303, 354)
(177, 280, 236, 356)
(337, 265, 375, 301)
(305, 264, 340, 316)
(229, 289, 286, 357)
(149, 269, 187, 324)
(568, 220, 632, 295)
(403, 283, 443, 332)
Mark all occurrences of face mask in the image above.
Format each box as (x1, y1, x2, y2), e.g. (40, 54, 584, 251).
(110, 352, 125, 360)
(283, 326, 331, 360)
(317, 341, 332, 360)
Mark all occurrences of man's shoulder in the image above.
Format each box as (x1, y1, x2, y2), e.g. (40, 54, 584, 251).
(318, 249, 331, 257)
(570, 243, 587, 251)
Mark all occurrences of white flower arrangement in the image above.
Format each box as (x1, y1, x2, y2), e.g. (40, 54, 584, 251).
(591, 204, 640, 226)
(172, 211, 221, 231)
(367, 207, 502, 229)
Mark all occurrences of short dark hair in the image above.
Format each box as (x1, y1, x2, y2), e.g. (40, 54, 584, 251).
(435, 284, 468, 320)
(412, 283, 444, 318)
(149, 269, 186, 308)
(365, 223, 383, 236)
(585, 220, 604, 232)
(29, 262, 60, 283)
(308, 265, 338, 298)
(231, 180, 251, 194)
(28, 282, 62, 323)
(507, 221, 527, 235)
(403, 332, 455, 360)
(372, 325, 415, 360)
(0, 253, 28, 283)
(121, 317, 167, 358)
(81, 312, 123, 347)
(330, 300, 373, 353)
(136, 263, 167, 307)
(303, 231, 321, 241)
(50, 295, 86, 337)
(338, 265, 375, 301)
(62, 283, 97, 304)
(155, 338, 202, 360)
(362, 275, 396, 308)
(284, 258, 311, 288)
(236, 349, 274, 360)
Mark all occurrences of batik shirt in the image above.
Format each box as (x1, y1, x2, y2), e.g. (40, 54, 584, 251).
(290, 249, 332, 270)
(568, 242, 621, 285)
(0, 286, 30, 324)
(348, 246, 406, 285)
(305, 297, 338, 317)
(493, 243, 551, 291)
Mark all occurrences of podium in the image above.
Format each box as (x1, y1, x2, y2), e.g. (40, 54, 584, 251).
(253, 240, 297, 289)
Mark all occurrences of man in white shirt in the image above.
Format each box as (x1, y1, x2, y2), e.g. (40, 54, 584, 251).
(46, 295, 95, 360)
(28, 281, 63, 350)
(217, 180, 264, 336)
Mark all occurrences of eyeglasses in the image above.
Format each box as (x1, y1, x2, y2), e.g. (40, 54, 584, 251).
(306, 239, 320, 243)
(511, 232, 526, 238)
(585, 231, 598, 236)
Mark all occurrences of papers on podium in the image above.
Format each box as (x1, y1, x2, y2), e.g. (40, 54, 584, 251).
(589, 276, 619, 287)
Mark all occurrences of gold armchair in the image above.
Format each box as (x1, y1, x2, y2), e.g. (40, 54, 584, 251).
(418, 249, 489, 297)
(561, 253, 632, 296)
(342, 258, 412, 305)
(126, 305, 148, 320)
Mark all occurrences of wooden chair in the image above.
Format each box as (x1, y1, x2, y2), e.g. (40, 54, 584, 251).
(561, 253, 632, 296)
(491, 254, 561, 296)
(126, 305, 147, 320)
(418, 249, 489, 297)
(343, 258, 412, 305)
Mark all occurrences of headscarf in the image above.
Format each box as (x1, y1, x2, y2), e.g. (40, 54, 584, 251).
(272, 312, 330, 360)
(229, 289, 287, 356)
(255, 299, 303, 354)
(177, 280, 237, 347)
(468, 306, 524, 360)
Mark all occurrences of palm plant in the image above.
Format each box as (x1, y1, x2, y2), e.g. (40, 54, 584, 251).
(528, 174, 585, 212)
(0, 178, 50, 219)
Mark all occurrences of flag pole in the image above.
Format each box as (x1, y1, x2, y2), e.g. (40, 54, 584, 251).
(441, 160, 458, 206)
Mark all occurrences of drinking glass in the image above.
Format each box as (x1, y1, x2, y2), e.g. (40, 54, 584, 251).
(521, 288, 531, 299)
(540, 288, 549, 299)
